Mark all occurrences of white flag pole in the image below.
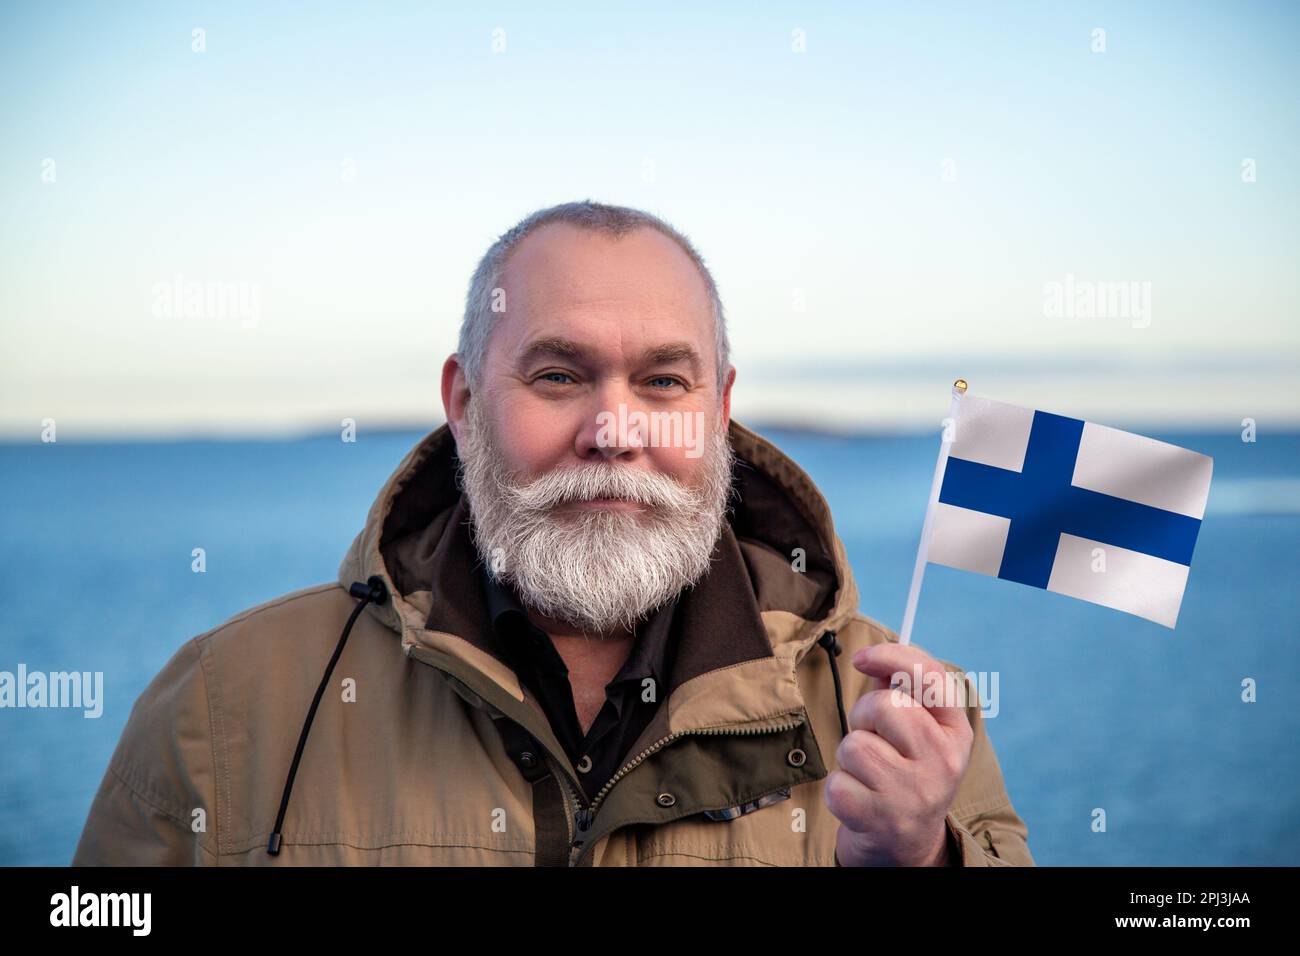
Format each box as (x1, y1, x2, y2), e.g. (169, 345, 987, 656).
(898, 379, 968, 646)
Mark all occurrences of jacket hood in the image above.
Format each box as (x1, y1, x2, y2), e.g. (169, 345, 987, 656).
(339, 419, 860, 658)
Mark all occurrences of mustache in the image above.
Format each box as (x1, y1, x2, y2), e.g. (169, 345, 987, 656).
(506, 462, 700, 512)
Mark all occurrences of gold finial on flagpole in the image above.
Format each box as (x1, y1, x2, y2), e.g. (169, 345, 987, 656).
(953, 378, 968, 394)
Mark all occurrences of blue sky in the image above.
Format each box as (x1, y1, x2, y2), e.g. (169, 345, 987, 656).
(1, 1, 1297, 435)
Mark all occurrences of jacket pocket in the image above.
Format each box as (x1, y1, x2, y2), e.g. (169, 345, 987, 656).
(700, 786, 792, 821)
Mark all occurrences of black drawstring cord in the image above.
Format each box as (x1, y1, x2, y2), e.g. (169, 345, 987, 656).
(266, 575, 389, 856)
(818, 630, 849, 740)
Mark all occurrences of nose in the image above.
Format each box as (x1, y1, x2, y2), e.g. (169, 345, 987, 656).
(574, 381, 647, 463)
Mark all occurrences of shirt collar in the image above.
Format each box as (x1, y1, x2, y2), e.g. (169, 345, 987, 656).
(479, 563, 679, 692)
(423, 495, 774, 703)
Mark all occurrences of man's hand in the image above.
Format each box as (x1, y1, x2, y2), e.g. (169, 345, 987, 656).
(824, 642, 974, 866)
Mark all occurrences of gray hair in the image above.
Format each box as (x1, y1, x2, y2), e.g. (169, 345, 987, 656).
(457, 199, 730, 392)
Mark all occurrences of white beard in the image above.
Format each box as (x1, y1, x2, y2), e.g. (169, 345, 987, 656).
(454, 397, 735, 635)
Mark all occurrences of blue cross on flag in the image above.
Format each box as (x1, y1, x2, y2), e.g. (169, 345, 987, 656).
(926, 393, 1214, 628)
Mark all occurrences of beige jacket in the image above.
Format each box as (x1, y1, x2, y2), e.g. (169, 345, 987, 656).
(72, 421, 1034, 866)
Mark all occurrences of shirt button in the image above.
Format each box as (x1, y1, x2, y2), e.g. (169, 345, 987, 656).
(656, 792, 676, 808)
(576, 755, 593, 773)
(518, 751, 538, 770)
(787, 748, 807, 767)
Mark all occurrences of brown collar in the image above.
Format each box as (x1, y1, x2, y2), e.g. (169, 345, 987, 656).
(422, 496, 775, 699)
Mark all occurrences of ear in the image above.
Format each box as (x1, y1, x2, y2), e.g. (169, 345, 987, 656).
(441, 355, 471, 443)
(720, 364, 736, 426)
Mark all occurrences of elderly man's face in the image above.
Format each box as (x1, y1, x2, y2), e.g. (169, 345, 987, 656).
(442, 222, 737, 634)
(447, 222, 732, 490)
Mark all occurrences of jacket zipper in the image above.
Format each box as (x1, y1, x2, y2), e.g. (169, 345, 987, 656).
(413, 651, 595, 834)
(566, 714, 806, 867)
(459, 675, 809, 866)
(409, 643, 820, 866)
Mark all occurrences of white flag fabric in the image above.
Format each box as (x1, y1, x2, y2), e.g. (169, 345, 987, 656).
(927, 394, 1213, 628)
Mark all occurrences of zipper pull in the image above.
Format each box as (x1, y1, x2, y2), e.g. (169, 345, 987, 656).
(573, 805, 593, 846)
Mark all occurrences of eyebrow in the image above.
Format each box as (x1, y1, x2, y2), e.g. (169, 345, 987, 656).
(516, 337, 704, 375)
(517, 336, 585, 367)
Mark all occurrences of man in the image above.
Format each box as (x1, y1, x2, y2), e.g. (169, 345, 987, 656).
(73, 200, 1033, 866)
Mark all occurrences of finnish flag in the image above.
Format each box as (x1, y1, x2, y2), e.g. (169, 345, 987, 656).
(925, 393, 1213, 628)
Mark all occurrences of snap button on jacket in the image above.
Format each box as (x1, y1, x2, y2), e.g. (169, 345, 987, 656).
(72, 421, 1034, 866)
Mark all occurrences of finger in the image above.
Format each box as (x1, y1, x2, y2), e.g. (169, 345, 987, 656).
(835, 727, 905, 792)
(850, 643, 970, 731)
(823, 766, 881, 834)
(847, 687, 932, 759)
(850, 642, 941, 692)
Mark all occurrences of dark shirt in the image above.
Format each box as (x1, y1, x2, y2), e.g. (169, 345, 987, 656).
(480, 565, 679, 802)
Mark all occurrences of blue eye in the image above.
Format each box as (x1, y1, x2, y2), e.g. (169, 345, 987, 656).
(649, 376, 681, 389)
(539, 371, 574, 384)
